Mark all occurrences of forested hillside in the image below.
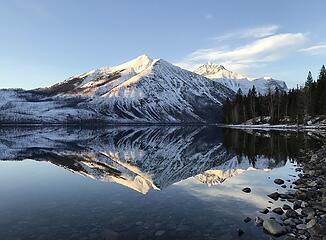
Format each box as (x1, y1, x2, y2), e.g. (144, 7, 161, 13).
(223, 65, 326, 124)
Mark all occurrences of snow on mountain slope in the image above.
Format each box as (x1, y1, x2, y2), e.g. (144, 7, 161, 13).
(195, 62, 288, 95)
(0, 55, 234, 124)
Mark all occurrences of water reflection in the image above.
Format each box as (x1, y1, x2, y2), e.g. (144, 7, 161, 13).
(0, 126, 313, 193)
(0, 126, 321, 240)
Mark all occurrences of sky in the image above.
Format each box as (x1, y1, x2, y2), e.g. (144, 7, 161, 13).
(1, 0, 326, 89)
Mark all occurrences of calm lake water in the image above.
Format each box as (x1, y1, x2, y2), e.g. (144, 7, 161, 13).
(0, 126, 322, 240)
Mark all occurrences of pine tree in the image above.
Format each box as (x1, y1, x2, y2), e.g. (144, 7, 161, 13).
(304, 71, 314, 116)
(316, 65, 326, 114)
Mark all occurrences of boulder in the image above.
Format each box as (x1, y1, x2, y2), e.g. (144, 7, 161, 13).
(263, 219, 287, 235)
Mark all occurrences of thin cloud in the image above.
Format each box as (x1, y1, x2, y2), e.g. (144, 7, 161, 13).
(177, 32, 307, 71)
(213, 25, 279, 42)
(299, 43, 326, 55)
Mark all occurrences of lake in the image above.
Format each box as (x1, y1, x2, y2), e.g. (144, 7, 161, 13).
(0, 126, 322, 240)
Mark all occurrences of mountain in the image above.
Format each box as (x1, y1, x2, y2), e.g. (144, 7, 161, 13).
(0, 126, 286, 194)
(194, 62, 288, 95)
(0, 55, 234, 124)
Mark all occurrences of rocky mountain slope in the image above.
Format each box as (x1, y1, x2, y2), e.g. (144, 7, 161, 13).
(0, 55, 234, 124)
(195, 62, 288, 95)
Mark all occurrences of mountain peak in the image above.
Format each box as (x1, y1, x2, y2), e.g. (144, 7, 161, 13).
(112, 54, 153, 74)
(194, 62, 245, 80)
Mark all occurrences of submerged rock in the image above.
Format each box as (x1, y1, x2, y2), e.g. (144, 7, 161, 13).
(285, 209, 299, 218)
(272, 207, 284, 215)
(242, 187, 251, 193)
(255, 217, 264, 226)
(263, 219, 287, 235)
(260, 208, 269, 214)
(237, 228, 244, 236)
(244, 217, 251, 223)
(274, 179, 285, 185)
(268, 192, 280, 201)
(283, 204, 291, 210)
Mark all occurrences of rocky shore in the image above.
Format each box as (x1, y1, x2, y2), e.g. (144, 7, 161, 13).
(256, 145, 326, 239)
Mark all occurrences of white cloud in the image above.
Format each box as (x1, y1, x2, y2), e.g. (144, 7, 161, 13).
(299, 43, 326, 55)
(177, 32, 307, 71)
(213, 25, 279, 42)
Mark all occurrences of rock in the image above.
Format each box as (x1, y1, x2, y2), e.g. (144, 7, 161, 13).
(284, 218, 296, 227)
(155, 230, 165, 237)
(255, 216, 264, 226)
(283, 204, 292, 210)
(263, 219, 287, 236)
(306, 218, 317, 229)
(284, 234, 298, 240)
(295, 191, 307, 200)
(268, 192, 280, 201)
(242, 187, 251, 193)
(237, 228, 244, 236)
(274, 179, 285, 185)
(285, 209, 299, 218)
(244, 217, 251, 223)
(281, 184, 287, 188)
(293, 200, 302, 210)
(308, 181, 317, 187)
(260, 208, 269, 214)
(273, 207, 284, 215)
(301, 207, 315, 217)
(296, 224, 307, 230)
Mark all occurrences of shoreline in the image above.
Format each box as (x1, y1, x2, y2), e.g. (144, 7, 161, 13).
(257, 146, 326, 239)
(223, 124, 326, 132)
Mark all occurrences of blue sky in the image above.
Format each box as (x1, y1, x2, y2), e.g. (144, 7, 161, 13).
(1, 0, 326, 89)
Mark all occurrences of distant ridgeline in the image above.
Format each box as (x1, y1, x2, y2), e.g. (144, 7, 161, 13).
(222, 65, 326, 125)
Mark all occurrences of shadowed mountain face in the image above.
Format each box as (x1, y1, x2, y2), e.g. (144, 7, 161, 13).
(0, 126, 298, 194)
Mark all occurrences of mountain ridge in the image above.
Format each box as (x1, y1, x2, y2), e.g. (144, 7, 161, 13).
(0, 54, 234, 124)
(194, 62, 288, 94)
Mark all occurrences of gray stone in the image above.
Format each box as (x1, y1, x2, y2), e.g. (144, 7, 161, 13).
(242, 187, 251, 193)
(306, 218, 317, 229)
(296, 224, 307, 230)
(255, 216, 263, 226)
(283, 204, 292, 210)
(293, 200, 302, 210)
(243, 217, 251, 223)
(263, 219, 287, 235)
(273, 207, 284, 215)
(268, 192, 280, 201)
(285, 209, 299, 218)
(260, 208, 269, 214)
(274, 178, 285, 185)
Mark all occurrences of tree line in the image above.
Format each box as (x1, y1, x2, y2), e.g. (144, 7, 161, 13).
(223, 65, 326, 124)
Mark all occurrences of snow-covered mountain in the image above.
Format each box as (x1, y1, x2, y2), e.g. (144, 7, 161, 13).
(194, 62, 288, 95)
(0, 55, 234, 124)
(0, 126, 286, 194)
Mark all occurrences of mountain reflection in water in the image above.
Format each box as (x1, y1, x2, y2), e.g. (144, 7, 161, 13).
(0, 126, 314, 194)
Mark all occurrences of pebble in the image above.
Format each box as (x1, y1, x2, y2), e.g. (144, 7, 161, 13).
(268, 192, 280, 201)
(242, 187, 251, 193)
(272, 207, 284, 215)
(274, 178, 285, 185)
(255, 217, 264, 226)
(283, 204, 291, 210)
(260, 208, 269, 214)
(243, 217, 251, 223)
